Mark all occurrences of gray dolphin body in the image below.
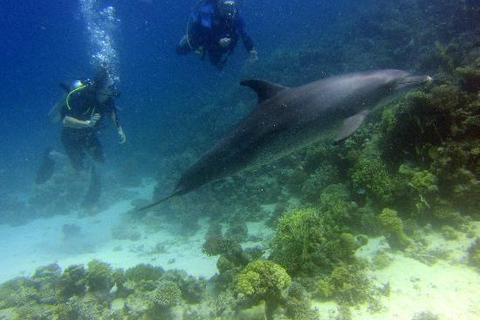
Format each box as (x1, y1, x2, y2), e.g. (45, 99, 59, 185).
(140, 69, 431, 211)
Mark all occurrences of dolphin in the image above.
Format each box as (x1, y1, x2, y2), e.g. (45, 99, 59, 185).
(139, 69, 431, 211)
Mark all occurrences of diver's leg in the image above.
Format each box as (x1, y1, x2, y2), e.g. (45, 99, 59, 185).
(176, 35, 194, 55)
(208, 50, 227, 70)
(82, 163, 101, 211)
(85, 131, 105, 164)
(61, 129, 87, 171)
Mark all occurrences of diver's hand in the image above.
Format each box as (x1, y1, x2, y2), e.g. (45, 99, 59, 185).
(85, 113, 101, 127)
(195, 46, 205, 58)
(219, 37, 231, 48)
(117, 127, 126, 144)
(248, 49, 258, 63)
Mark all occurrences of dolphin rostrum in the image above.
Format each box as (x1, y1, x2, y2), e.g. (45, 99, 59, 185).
(139, 69, 431, 211)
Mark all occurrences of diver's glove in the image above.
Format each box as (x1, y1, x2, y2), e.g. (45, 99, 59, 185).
(85, 113, 101, 127)
(219, 37, 232, 48)
(248, 49, 258, 63)
(117, 126, 126, 144)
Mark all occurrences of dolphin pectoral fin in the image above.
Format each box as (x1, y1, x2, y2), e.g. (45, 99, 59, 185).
(241, 79, 289, 104)
(334, 110, 369, 142)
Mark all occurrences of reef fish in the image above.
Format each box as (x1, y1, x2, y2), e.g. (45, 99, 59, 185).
(139, 69, 431, 211)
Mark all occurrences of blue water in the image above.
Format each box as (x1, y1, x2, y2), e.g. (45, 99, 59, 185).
(0, 0, 342, 194)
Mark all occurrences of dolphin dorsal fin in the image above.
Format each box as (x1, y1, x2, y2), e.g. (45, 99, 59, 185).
(241, 79, 289, 104)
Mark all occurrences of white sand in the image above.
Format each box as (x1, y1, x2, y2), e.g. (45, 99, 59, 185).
(313, 227, 480, 320)
(0, 184, 219, 283)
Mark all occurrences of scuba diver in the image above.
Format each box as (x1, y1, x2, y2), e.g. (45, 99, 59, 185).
(36, 67, 126, 210)
(59, 68, 126, 171)
(176, 0, 258, 70)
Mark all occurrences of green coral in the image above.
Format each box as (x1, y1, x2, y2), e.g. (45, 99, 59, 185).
(270, 203, 363, 275)
(440, 225, 458, 240)
(319, 183, 354, 223)
(316, 265, 372, 306)
(0, 278, 38, 309)
(377, 208, 412, 250)
(398, 164, 439, 214)
(467, 238, 480, 270)
(85, 259, 115, 295)
(202, 234, 242, 259)
(152, 280, 181, 309)
(432, 143, 480, 216)
(300, 163, 340, 203)
(431, 204, 467, 228)
(284, 282, 319, 320)
(270, 208, 325, 274)
(351, 156, 398, 204)
(371, 251, 394, 270)
(124, 263, 165, 291)
(456, 66, 480, 92)
(161, 269, 207, 304)
(57, 265, 87, 299)
(235, 260, 291, 320)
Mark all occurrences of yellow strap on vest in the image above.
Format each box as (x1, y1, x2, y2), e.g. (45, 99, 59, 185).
(65, 85, 87, 110)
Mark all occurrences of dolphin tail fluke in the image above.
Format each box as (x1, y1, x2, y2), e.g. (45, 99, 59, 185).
(137, 189, 182, 212)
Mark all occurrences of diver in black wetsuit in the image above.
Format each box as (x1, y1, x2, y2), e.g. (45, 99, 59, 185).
(176, 0, 258, 70)
(59, 68, 126, 171)
(35, 68, 126, 210)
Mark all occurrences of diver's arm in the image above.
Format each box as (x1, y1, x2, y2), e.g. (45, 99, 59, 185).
(111, 111, 126, 144)
(235, 17, 254, 51)
(62, 114, 100, 129)
(235, 17, 257, 62)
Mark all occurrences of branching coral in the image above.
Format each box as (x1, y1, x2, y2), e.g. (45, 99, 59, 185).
(57, 264, 87, 300)
(85, 259, 115, 295)
(377, 208, 412, 250)
(467, 238, 480, 270)
(152, 280, 182, 309)
(351, 156, 399, 205)
(125, 264, 165, 287)
(270, 208, 325, 274)
(235, 260, 291, 320)
(316, 265, 372, 307)
(284, 282, 319, 320)
(300, 163, 340, 203)
(398, 164, 439, 214)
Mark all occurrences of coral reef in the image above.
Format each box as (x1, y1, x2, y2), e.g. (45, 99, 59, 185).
(467, 238, 480, 270)
(235, 259, 291, 320)
(377, 208, 412, 250)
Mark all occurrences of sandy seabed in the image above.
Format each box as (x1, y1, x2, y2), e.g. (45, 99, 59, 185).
(0, 183, 479, 320)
